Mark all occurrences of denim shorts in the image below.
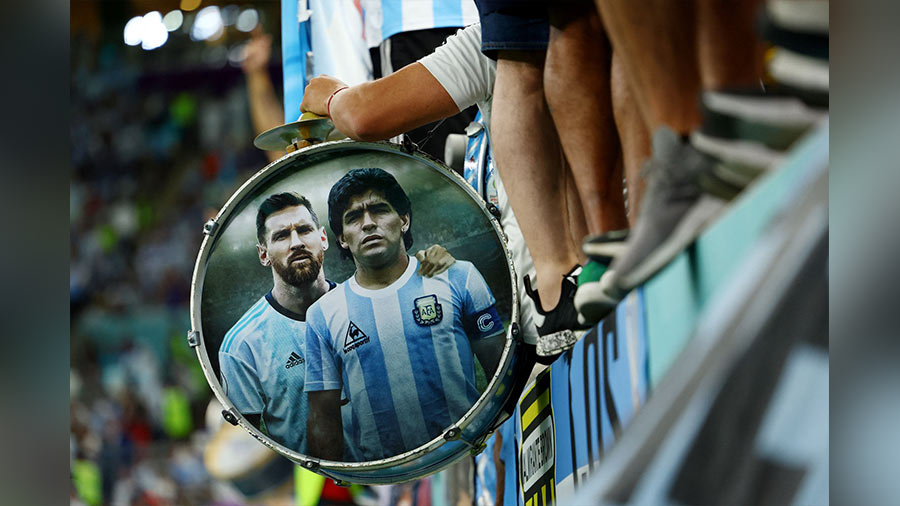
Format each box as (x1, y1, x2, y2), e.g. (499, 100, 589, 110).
(476, 0, 549, 60)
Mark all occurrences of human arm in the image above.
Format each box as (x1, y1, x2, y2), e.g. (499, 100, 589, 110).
(415, 244, 457, 277)
(471, 332, 504, 381)
(242, 29, 284, 163)
(306, 389, 343, 460)
(299, 63, 461, 141)
(458, 263, 506, 380)
(303, 307, 345, 459)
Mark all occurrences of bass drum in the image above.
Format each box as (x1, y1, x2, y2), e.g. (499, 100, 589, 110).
(189, 140, 529, 484)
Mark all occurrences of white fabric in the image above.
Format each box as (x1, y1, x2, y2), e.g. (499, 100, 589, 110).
(361, 0, 384, 49)
(420, 24, 540, 345)
(309, 0, 373, 87)
(362, 0, 479, 47)
(420, 23, 495, 128)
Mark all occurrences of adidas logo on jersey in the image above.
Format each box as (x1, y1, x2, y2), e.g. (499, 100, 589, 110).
(343, 321, 370, 353)
(285, 351, 305, 369)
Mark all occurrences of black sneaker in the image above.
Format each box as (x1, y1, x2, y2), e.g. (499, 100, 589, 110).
(693, 89, 827, 199)
(524, 265, 590, 361)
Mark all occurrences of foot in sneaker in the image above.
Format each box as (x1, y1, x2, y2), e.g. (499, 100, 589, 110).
(535, 330, 578, 360)
(575, 269, 619, 325)
(524, 265, 590, 361)
(582, 229, 630, 260)
(575, 233, 627, 324)
(609, 127, 726, 293)
(577, 260, 608, 286)
(693, 89, 827, 199)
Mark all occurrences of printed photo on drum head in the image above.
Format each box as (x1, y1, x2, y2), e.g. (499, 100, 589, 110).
(302, 167, 506, 462)
(194, 143, 514, 464)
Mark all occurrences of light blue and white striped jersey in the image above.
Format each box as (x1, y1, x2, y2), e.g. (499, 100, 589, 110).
(304, 256, 503, 461)
(219, 292, 316, 453)
(362, 0, 479, 47)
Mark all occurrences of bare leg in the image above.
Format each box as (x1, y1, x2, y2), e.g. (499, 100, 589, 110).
(591, 0, 709, 292)
(599, 0, 762, 222)
(563, 157, 590, 255)
(590, 0, 768, 294)
(696, 0, 765, 89)
(594, 0, 703, 135)
(545, 5, 627, 235)
(611, 52, 650, 224)
(492, 51, 582, 309)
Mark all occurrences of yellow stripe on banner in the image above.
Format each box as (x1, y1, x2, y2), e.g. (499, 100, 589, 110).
(521, 380, 538, 405)
(522, 389, 551, 429)
(526, 495, 533, 506)
(541, 484, 546, 506)
(551, 479, 556, 505)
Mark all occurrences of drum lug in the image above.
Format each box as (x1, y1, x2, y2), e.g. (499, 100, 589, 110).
(443, 427, 461, 441)
(186, 330, 199, 348)
(300, 459, 320, 472)
(203, 219, 219, 237)
(221, 409, 239, 426)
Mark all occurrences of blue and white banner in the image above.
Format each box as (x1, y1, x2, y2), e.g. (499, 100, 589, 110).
(476, 289, 649, 506)
(308, 0, 372, 88)
(281, 0, 312, 121)
(282, 0, 373, 122)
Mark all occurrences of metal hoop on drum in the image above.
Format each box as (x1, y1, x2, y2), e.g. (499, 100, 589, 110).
(188, 137, 523, 484)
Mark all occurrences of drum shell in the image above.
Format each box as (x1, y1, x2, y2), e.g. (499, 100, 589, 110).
(189, 140, 523, 484)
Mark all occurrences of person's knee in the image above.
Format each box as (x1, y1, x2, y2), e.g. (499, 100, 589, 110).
(496, 51, 546, 94)
(544, 15, 609, 109)
(496, 49, 545, 67)
(548, 0, 600, 31)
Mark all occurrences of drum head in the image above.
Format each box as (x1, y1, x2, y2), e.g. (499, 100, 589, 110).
(190, 140, 524, 484)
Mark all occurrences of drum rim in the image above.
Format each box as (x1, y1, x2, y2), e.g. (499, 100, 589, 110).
(189, 139, 521, 481)
(204, 423, 280, 478)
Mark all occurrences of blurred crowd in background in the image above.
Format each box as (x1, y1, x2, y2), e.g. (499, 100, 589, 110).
(70, 2, 290, 503)
(69, 0, 831, 503)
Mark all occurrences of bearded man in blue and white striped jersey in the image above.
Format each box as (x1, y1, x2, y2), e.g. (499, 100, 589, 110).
(219, 192, 331, 454)
(304, 167, 505, 462)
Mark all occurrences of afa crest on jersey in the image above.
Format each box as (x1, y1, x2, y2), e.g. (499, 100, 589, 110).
(413, 295, 443, 326)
